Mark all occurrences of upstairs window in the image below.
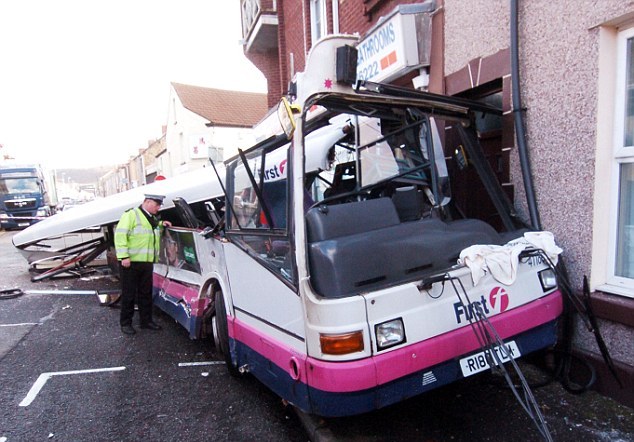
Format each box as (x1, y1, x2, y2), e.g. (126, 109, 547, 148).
(310, 0, 327, 45)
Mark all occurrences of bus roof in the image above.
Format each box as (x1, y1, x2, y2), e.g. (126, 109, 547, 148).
(12, 166, 225, 248)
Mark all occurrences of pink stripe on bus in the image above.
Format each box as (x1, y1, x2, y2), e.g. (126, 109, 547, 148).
(229, 290, 562, 393)
(229, 319, 310, 384)
(153, 275, 207, 316)
(154, 274, 167, 286)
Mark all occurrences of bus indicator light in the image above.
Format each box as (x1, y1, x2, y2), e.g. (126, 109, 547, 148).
(320, 331, 364, 355)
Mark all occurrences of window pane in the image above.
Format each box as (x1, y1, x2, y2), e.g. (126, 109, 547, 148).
(625, 37, 634, 147)
(229, 145, 289, 230)
(616, 163, 634, 277)
(231, 179, 260, 228)
(311, 0, 325, 43)
(235, 234, 294, 282)
(160, 229, 201, 274)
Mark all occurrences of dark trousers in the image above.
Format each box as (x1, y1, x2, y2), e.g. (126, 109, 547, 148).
(119, 262, 154, 327)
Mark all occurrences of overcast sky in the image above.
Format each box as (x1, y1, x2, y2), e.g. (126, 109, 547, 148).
(0, 0, 267, 169)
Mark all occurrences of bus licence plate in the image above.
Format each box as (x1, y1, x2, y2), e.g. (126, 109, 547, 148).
(459, 341, 521, 378)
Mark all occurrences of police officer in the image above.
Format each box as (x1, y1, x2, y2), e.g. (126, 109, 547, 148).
(115, 194, 172, 335)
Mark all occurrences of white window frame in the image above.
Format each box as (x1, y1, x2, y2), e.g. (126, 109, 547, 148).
(310, 0, 328, 45)
(595, 25, 634, 298)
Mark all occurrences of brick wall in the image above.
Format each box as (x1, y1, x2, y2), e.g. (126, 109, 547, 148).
(246, 51, 281, 108)
(338, 0, 421, 35)
(281, 0, 307, 89)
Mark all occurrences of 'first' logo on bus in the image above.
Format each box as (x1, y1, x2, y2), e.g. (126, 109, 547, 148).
(453, 287, 510, 324)
(489, 287, 509, 313)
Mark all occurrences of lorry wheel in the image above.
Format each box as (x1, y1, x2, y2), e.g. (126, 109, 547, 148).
(212, 292, 240, 377)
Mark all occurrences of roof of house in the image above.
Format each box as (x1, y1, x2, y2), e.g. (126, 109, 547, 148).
(171, 82, 268, 128)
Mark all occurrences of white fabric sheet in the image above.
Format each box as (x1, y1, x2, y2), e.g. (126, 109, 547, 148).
(458, 231, 563, 286)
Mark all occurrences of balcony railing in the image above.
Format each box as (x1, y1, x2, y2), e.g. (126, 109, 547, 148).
(241, 0, 278, 53)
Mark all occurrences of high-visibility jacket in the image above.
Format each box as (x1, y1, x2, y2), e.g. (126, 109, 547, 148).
(114, 207, 164, 263)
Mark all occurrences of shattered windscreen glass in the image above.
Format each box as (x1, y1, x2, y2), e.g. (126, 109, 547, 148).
(358, 119, 430, 189)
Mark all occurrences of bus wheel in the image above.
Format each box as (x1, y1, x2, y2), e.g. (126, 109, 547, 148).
(212, 292, 240, 377)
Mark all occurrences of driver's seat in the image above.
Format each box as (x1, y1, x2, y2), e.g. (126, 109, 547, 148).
(391, 186, 424, 222)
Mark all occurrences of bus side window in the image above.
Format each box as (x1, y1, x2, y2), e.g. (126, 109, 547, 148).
(232, 186, 260, 228)
(229, 173, 294, 282)
(226, 141, 295, 282)
(236, 233, 294, 282)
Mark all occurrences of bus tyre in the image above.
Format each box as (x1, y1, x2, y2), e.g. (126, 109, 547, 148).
(213, 293, 240, 377)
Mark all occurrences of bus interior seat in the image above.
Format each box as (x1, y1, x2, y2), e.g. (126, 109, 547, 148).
(391, 185, 425, 222)
(323, 161, 357, 199)
(305, 197, 502, 298)
(305, 197, 400, 242)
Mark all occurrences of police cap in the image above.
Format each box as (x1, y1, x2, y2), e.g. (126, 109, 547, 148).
(144, 194, 165, 204)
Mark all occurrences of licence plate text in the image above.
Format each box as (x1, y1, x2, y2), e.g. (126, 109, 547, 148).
(459, 341, 521, 377)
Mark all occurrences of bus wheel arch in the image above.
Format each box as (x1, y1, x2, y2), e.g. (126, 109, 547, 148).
(210, 287, 241, 377)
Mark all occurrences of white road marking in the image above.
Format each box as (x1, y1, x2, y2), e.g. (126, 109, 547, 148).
(178, 361, 225, 367)
(0, 323, 39, 327)
(19, 366, 126, 407)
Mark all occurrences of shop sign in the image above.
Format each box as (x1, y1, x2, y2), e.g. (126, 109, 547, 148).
(356, 10, 431, 83)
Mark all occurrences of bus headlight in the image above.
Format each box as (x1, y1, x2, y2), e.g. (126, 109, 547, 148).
(375, 318, 405, 350)
(36, 208, 48, 217)
(538, 268, 557, 292)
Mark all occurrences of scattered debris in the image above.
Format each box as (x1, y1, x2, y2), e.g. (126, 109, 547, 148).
(0, 288, 24, 300)
(25, 289, 97, 296)
(20, 288, 121, 307)
(25, 238, 109, 283)
(177, 361, 225, 367)
(97, 290, 121, 307)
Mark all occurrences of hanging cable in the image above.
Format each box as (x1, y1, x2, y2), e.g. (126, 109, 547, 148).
(520, 249, 622, 390)
(447, 275, 553, 441)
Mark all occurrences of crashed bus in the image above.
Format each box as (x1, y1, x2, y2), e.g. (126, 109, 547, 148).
(14, 36, 563, 424)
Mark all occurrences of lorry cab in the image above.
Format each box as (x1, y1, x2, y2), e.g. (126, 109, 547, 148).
(0, 165, 56, 229)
